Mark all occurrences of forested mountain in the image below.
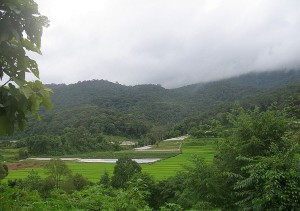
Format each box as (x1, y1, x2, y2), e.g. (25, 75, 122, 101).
(222, 69, 300, 89)
(5, 69, 300, 142)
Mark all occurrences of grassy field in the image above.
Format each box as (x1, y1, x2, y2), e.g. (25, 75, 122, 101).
(4, 138, 219, 182)
(0, 148, 19, 161)
(142, 138, 218, 180)
(60, 149, 179, 159)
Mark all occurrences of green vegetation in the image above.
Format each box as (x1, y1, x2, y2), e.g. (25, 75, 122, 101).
(3, 70, 300, 143)
(3, 166, 44, 181)
(45, 158, 71, 189)
(111, 157, 141, 188)
(1, 67, 299, 210)
(0, 148, 19, 161)
(61, 150, 179, 159)
(1, 2, 300, 209)
(0, 0, 52, 135)
(143, 138, 217, 180)
(5, 138, 216, 182)
(2, 106, 299, 210)
(0, 163, 8, 180)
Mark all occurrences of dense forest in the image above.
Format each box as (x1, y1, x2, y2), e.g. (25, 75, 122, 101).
(2, 69, 300, 155)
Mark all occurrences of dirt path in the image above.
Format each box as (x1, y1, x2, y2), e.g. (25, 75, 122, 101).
(7, 161, 45, 170)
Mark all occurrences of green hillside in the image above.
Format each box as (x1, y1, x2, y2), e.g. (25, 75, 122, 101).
(1, 69, 300, 155)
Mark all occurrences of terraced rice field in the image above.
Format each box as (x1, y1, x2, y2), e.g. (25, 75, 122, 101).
(5, 138, 219, 182)
(142, 138, 218, 180)
(67, 162, 115, 182)
(0, 148, 19, 161)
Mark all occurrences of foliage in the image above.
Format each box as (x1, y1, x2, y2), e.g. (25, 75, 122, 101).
(234, 145, 300, 210)
(45, 158, 71, 189)
(1, 70, 300, 209)
(18, 170, 42, 191)
(159, 203, 183, 211)
(0, 182, 152, 210)
(176, 156, 230, 210)
(127, 172, 156, 206)
(61, 173, 90, 193)
(26, 132, 113, 155)
(228, 107, 288, 156)
(214, 107, 300, 210)
(99, 170, 110, 188)
(0, 184, 44, 210)
(111, 157, 142, 188)
(5, 138, 215, 182)
(3, 69, 298, 143)
(1, 107, 300, 210)
(151, 175, 185, 209)
(18, 148, 28, 159)
(0, 161, 8, 180)
(2, 1, 300, 210)
(0, 0, 52, 135)
(286, 94, 300, 119)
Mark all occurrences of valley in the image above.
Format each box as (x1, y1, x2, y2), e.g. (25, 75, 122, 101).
(1, 1, 300, 209)
(1, 69, 299, 210)
(4, 137, 217, 181)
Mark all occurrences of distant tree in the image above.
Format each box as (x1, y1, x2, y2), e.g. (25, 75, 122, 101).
(99, 171, 110, 188)
(286, 95, 300, 119)
(45, 158, 70, 189)
(26, 135, 63, 155)
(19, 170, 42, 191)
(69, 173, 90, 191)
(61, 173, 90, 193)
(127, 172, 155, 207)
(151, 175, 185, 210)
(111, 157, 141, 189)
(0, 162, 8, 180)
(150, 126, 165, 146)
(18, 148, 28, 160)
(0, 0, 52, 135)
(178, 157, 229, 210)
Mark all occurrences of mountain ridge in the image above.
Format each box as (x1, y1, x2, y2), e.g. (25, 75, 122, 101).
(4, 69, 300, 139)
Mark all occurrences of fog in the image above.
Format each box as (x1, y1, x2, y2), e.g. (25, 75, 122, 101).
(34, 0, 300, 88)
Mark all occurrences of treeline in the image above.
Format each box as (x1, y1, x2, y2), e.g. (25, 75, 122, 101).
(25, 133, 119, 156)
(14, 105, 148, 139)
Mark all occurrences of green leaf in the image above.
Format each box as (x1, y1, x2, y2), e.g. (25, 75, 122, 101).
(0, 31, 10, 43)
(20, 86, 33, 99)
(28, 59, 39, 78)
(17, 113, 27, 131)
(6, 3, 21, 15)
(21, 38, 42, 54)
(12, 76, 25, 86)
(0, 0, 51, 135)
(0, 115, 14, 135)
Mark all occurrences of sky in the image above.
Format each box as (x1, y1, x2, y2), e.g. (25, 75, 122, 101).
(33, 0, 300, 88)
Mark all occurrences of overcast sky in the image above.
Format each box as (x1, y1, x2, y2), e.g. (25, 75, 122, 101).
(33, 0, 300, 88)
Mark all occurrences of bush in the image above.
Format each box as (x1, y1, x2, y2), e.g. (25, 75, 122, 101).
(18, 148, 29, 160)
(61, 173, 90, 193)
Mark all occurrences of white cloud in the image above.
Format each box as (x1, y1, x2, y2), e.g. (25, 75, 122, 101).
(34, 0, 300, 88)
